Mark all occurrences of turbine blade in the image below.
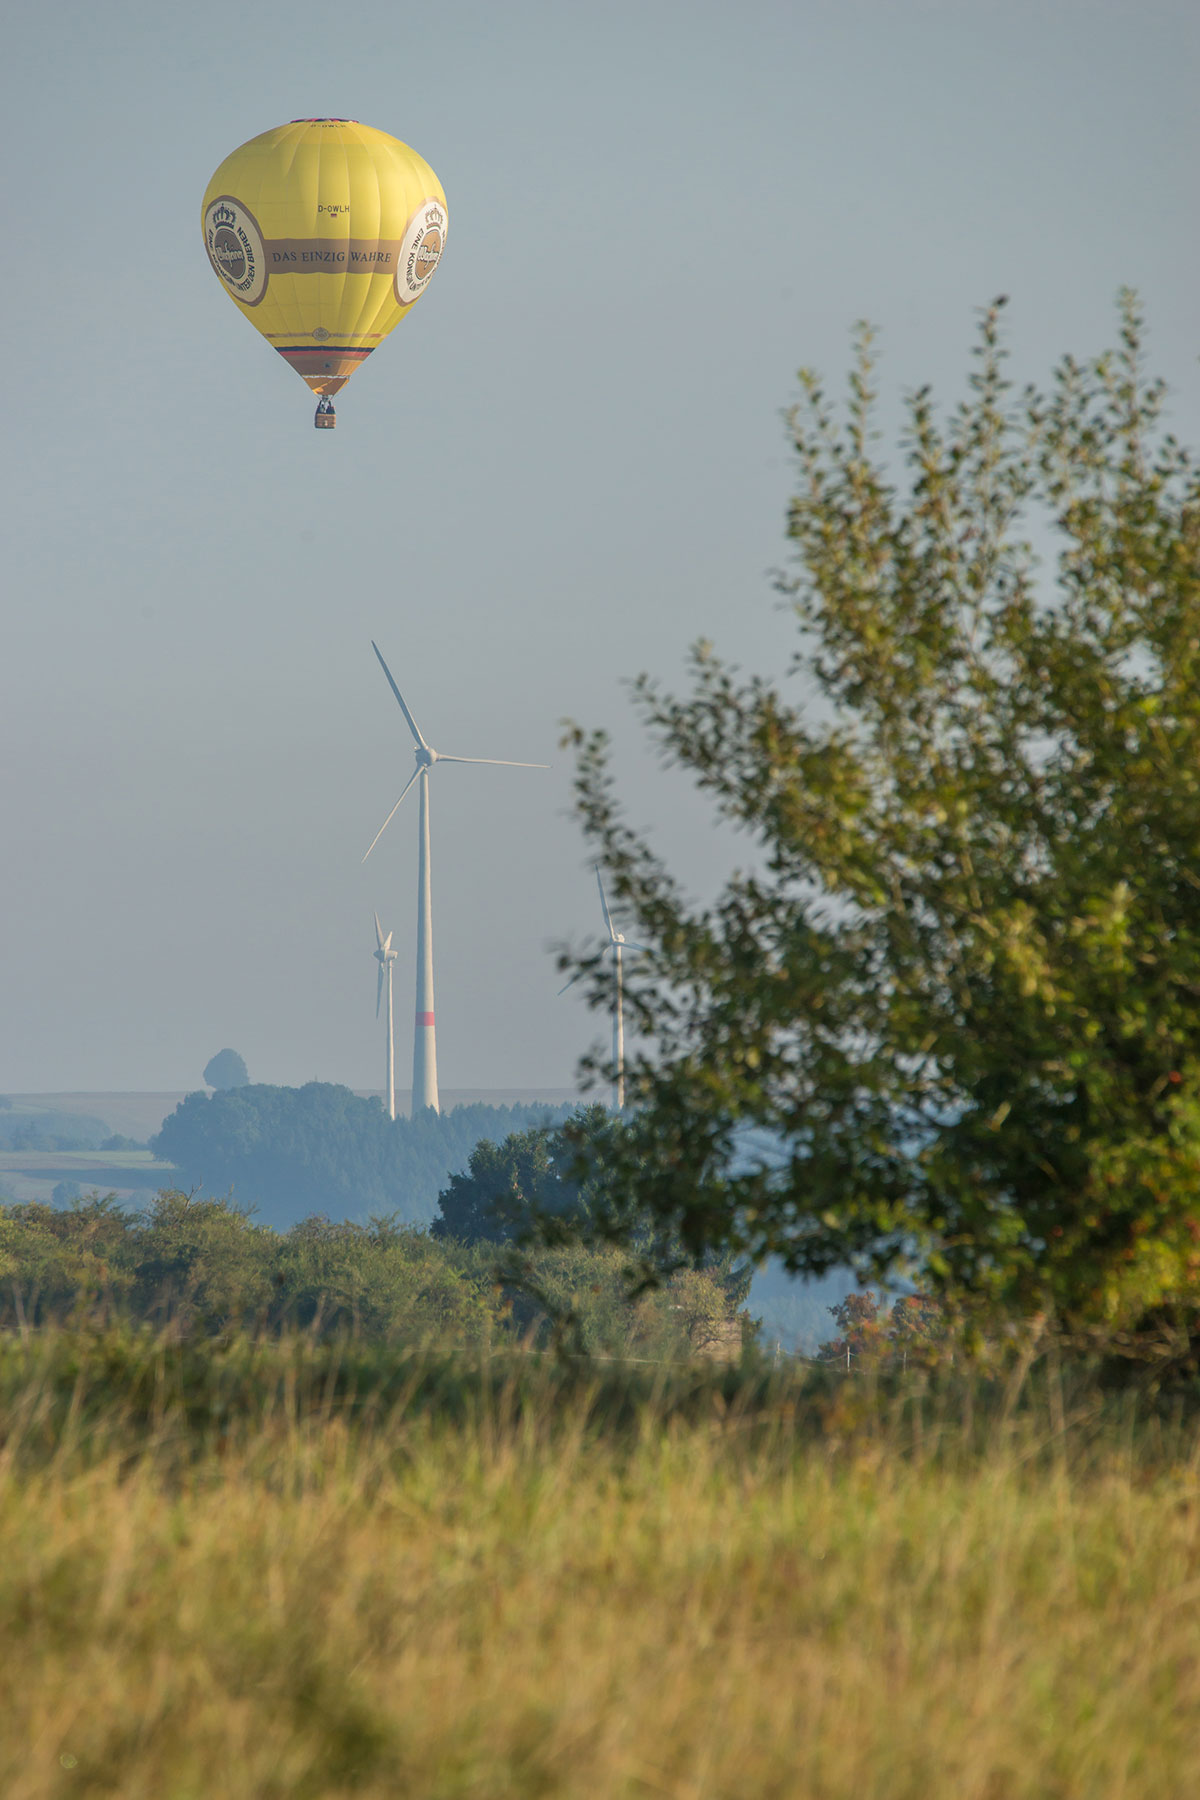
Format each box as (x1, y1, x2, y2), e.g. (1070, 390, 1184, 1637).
(376, 965, 384, 1018)
(595, 866, 616, 941)
(361, 766, 421, 862)
(559, 940, 614, 994)
(434, 756, 549, 768)
(374, 910, 385, 951)
(371, 642, 428, 749)
(623, 942, 650, 955)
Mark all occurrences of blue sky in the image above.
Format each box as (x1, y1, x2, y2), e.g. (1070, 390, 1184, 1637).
(2, 0, 1198, 1094)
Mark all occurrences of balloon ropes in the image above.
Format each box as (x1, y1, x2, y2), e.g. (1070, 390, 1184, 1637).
(201, 119, 447, 429)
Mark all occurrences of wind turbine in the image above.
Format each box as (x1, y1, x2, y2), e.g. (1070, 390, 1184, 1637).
(560, 866, 648, 1110)
(373, 912, 399, 1120)
(362, 642, 547, 1115)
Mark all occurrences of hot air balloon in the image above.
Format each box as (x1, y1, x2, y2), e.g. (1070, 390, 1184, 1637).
(201, 119, 447, 429)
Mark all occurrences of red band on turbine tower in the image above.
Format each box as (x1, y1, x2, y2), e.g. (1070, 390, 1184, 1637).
(417, 1012, 435, 1026)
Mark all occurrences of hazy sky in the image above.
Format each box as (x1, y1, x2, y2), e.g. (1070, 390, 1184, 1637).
(3, 0, 1198, 1096)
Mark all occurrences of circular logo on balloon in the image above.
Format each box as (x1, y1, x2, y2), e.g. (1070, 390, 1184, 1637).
(203, 195, 267, 306)
(395, 199, 447, 307)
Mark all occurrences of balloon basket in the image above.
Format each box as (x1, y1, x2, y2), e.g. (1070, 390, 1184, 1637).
(314, 402, 336, 429)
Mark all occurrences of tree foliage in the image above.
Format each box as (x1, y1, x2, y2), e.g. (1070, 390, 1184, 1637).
(430, 1105, 632, 1245)
(0, 1192, 504, 1342)
(0, 1106, 108, 1151)
(430, 1110, 755, 1330)
(814, 1290, 951, 1369)
(0, 1188, 746, 1357)
(432, 1121, 577, 1244)
(152, 1084, 570, 1229)
(204, 1049, 250, 1090)
(567, 298, 1200, 1330)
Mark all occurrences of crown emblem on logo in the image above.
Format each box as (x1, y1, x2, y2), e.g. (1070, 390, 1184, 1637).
(211, 202, 236, 229)
(425, 204, 444, 229)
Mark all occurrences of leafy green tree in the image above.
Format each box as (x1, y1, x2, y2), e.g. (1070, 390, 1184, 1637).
(430, 1107, 616, 1244)
(0, 1185, 747, 1357)
(642, 1266, 746, 1360)
(268, 1215, 503, 1344)
(0, 1194, 133, 1323)
(496, 1240, 649, 1353)
(816, 1290, 951, 1368)
(566, 298, 1200, 1332)
(204, 1048, 250, 1090)
(816, 1292, 887, 1368)
(0, 1192, 509, 1343)
(888, 1292, 951, 1358)
(431, 1124, 564, 1243)
(125, 1189, 273, 1328)
(431, 1110, 755, 1355)
(488, 1240, 743, 1359)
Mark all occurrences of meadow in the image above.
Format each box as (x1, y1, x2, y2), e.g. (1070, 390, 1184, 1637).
(1, 1329, 1198, 1798)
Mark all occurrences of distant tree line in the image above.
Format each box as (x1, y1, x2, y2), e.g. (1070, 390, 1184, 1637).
(0, 1107, 134, 1153)
(151, 1085, 574, 1229)
(3, 1087, 762, 1355)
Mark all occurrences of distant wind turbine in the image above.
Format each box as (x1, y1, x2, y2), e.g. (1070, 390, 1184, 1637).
(373, 911, 399, 1121)
(362, 642, 548, 1115)
(560, 866, 648, 1110)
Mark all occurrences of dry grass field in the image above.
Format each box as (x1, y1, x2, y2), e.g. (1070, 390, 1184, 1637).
(0, 1332, 1198, 1798)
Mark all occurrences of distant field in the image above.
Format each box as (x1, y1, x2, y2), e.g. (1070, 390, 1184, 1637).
(0, 1089, 582, 1209)
(0, 1334, 1196, 1799)
(0, 1150, 176, 1202)
(0, 1151, 167, 1168)
(5, 1093, 190, 1142)
(0, 1149, 175, 1190)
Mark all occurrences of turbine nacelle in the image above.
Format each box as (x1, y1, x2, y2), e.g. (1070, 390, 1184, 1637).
(557, 868, 648, 994)
(361, 641, 548, 867)
(373, 910, 398, 1116)
(373, 912, 396, 959)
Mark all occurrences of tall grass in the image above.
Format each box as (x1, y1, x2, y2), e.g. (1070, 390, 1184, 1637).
(1, 1329, 1199, 1798)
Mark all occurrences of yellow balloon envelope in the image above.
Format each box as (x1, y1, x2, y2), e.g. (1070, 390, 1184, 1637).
(201, 119, 447, 424)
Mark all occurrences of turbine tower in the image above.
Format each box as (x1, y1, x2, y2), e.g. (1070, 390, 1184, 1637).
(373, 912, 399, 1120)
(560, 866, 647, 1110)
(363, 642, 547, 1115)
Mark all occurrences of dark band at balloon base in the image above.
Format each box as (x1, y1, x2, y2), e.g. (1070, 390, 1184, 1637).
(275, 345, 374, 395)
